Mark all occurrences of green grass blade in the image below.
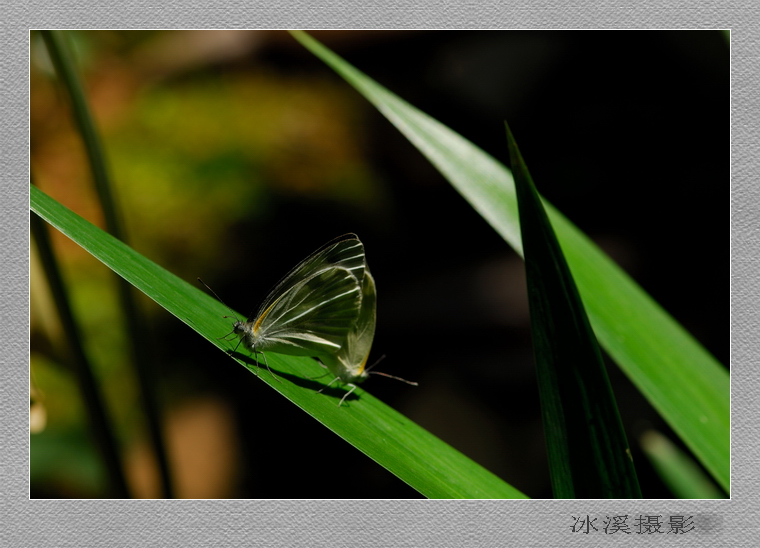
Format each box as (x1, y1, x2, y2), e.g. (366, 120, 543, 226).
(508, 122, 640, 498)
(292, 30, 729, 494)
(40, 30, 175, 498)
(31, 185, 527, 499)
(31, 205, 131, 498)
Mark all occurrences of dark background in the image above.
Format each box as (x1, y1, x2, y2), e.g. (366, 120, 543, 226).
(30, 30, 726, 499)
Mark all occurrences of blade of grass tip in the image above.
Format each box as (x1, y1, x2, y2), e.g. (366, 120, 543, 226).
(290, 30, 727, 494)
(39, 30, 174, 498)
(31, 203, 131, 498)
(507, 122, 641, 498)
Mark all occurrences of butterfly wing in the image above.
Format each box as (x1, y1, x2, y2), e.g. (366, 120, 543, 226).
(250, 235, 366, 356)
(319, 268, 376, 383)
(254, 234, 366, 319)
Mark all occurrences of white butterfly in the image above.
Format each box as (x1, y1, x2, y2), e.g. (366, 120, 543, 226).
(202, 234, 416, 406)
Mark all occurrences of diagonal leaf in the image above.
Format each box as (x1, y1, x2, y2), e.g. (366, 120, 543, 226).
(31, 184, 527, 499)
(292, 30, 729, 493)
(508, 122, 640, 498)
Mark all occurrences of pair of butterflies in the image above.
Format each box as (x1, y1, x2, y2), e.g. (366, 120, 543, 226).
(209, 234, 414, 406)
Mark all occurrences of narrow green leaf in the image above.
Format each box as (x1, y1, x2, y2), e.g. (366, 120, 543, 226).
(291, 30, 729, 493)
(31, 185, 527, 499)
(40, 30, 175, 498)
(31, 205, 131, 498)
(507, 122, 641, 498)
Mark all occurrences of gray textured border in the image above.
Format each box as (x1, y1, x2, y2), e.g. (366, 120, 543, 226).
(9, 3, 750, 547)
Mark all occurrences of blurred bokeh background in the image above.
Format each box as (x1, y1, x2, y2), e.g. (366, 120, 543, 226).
(30, 30, 726, 499)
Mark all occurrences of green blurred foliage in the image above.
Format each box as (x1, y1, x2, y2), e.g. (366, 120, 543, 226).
(30, 30, 387, 497)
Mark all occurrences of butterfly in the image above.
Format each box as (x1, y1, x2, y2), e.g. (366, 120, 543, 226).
(201, 234, 416, 406)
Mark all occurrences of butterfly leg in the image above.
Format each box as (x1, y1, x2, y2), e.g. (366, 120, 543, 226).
(338, 383, 357, 407)
(316, 377, 358, 406)
(316, 376, 340, 394)
(260, 352, 281, 383)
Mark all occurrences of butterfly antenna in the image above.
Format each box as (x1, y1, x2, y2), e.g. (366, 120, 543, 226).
(365, 355, 419, 386)
(197, 277, 241, 322)
(364, 354, 387, 373)
(369, 371, 419, 386)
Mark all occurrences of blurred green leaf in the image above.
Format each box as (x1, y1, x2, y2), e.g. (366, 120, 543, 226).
(640, 430, 726, 499)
